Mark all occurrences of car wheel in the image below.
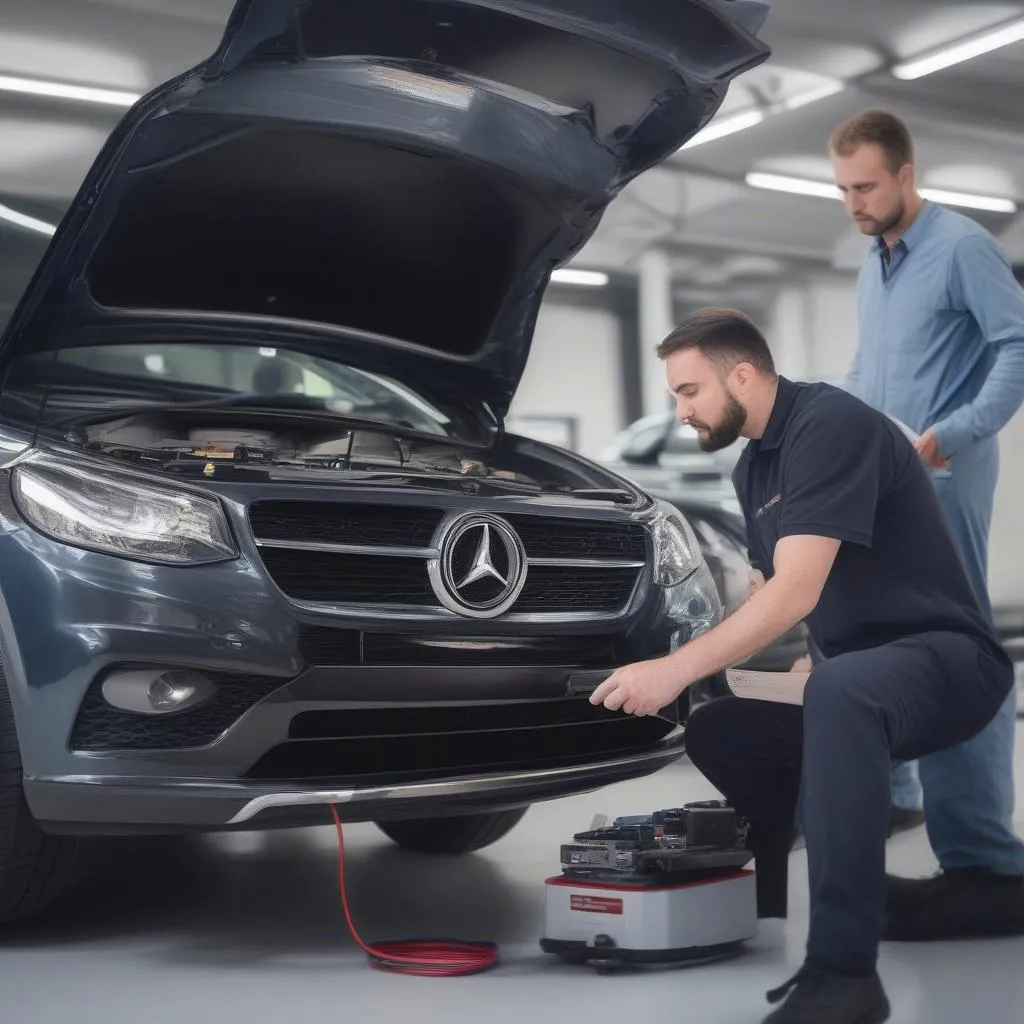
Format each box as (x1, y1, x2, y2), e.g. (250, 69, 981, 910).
(0, 661, 80, 923)
(376, 808, 529, 854)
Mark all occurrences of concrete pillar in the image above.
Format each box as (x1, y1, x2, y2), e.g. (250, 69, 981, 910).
(637, 249, 675, 417)
(767, 285, 813, 380)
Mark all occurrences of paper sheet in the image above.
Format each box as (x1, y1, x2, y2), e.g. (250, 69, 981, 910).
(724, 668, 810, 706)
(888, 416, 951, 479)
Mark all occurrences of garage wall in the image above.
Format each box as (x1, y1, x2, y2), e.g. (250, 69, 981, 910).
(507, 301, 625, 460)
(774, 273, 1024, 609)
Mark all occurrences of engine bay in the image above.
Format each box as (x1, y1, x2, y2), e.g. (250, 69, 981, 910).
(69, 411, 636, 502)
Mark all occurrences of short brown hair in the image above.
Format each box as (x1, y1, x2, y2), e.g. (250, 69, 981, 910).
(828, 109, 914, 175)
(657, 308, 775, 376)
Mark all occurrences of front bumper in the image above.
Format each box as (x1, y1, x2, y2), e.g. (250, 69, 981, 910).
(0, 472, 703, 836)
(27, 725, 685, 834)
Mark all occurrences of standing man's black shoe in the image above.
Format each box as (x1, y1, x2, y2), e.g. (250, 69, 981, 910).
(887, 806, 925, 836)
(762, 965, 890, 1023)
(884, 869, 1024, 940)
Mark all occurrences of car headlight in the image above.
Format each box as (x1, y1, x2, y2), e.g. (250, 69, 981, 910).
(650, 500, 702, 587)
(11, 457, 237, 565)
(666, 561, 723, 647)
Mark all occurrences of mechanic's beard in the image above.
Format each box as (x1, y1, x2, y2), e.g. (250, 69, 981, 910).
(693, 391, 747, 452)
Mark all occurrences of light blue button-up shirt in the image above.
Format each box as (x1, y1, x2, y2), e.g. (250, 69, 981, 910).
(848, 201, 1024, 457)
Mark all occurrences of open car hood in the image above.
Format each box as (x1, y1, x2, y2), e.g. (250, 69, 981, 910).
(0, 0, 770, 427)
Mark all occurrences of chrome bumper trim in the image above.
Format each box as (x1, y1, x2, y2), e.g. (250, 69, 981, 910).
(225, 728, 684, 824)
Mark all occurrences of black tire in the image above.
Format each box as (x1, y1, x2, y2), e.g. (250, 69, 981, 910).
(0, 662, 80, 924)
(376, 807, 529, 854)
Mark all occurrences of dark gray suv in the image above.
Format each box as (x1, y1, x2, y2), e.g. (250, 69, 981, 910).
(0, 0, 768, 920)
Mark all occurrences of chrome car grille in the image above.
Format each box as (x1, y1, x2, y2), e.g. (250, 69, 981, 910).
(247, 501, 649, 621)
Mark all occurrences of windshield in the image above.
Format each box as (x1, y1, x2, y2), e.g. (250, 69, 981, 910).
(9, 342, 457, 438)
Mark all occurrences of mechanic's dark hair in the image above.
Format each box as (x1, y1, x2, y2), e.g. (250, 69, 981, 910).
(656, 308, 776, 376)
(828, 109, 914, 176)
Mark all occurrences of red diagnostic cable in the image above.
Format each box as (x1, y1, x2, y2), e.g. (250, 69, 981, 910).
(330, 805, 500, 977)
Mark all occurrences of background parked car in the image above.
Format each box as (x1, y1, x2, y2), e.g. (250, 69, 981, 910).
(600, 411, 744, 514)
(666, 494, 809, 675)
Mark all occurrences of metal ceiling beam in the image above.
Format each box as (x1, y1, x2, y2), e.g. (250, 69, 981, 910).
(637, 227, 833, 265)
(852, 78, 1024, 154)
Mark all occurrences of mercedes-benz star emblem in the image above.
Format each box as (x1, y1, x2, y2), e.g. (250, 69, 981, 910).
(429, 513, 528, 618)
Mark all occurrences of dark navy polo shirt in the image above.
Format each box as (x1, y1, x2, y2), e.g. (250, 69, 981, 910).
(732, 376, 1002, 659)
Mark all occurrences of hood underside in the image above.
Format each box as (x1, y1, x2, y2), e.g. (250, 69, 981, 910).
(0, 0, 770, 426)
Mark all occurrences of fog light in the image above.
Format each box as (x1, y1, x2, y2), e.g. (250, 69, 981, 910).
(101, 669, 215, 715)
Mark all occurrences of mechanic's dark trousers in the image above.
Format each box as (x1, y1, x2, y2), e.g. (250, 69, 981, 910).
(684, 631, 1013, 975)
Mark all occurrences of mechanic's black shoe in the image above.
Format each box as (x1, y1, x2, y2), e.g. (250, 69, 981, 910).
(763, 965, 890, 1023)
(884, 868, 1024, 941)
(887, 806, 925, 836)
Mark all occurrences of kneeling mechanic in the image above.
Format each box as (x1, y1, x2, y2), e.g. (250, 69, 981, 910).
(590, 308, 1014, 1024)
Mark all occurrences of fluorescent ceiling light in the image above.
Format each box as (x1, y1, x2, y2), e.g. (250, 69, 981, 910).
(892, 17, 1024, 80)
(680, 109, 765, 150)
(0, 203, 56, 236)
(678, 78, 843, 152)
(551, 269, 609, 287)
(745, 172, 840, 201)
(0, 74, 140, 108)
(745, 172, 1017, 214)
(918, 187, 1017, 214)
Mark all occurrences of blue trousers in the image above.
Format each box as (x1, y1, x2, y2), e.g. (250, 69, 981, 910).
(890, 759, 922, 811)
(911, 437, 1024, 874)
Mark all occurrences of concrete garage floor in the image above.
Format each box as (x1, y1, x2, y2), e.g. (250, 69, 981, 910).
(3, 735, 1024, 1024)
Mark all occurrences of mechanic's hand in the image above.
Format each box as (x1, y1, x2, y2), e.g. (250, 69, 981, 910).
(914, 428, 950, 470)
(588, 658, 686, 717)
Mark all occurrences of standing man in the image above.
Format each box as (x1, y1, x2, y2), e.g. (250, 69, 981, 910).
(589, 308, 1014, 1023)
(829, 109, 1024, 939)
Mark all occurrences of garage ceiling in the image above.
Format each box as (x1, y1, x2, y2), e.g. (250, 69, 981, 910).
(2, 0, 1024, 315)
